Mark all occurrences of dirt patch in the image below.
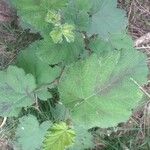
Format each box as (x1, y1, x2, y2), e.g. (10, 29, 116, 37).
(118, 0, 150, 39)
(0, 0, 16, 23)
(0, 139, 14, 150)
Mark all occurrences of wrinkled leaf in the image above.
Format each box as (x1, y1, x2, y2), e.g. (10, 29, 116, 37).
(0, 66, 36, 117)
(50, 24, 75, 43)
(89, 33, 134, 56)
(16, 41, 61, 86)
(16, 115, 51, 150)
(69, 125, 94, 150)
(59, 37, 148, 128)
(89, 0, 127, 39)
(51, 103, 70, 122)
(45, 10, 61, 26)
(63, 0, 90, 31)
(43, 122, 75, 150)
(10, 0, 68, 34)
(37, 35, 84, 65)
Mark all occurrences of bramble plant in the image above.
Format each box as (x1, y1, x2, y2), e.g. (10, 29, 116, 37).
(0, 0, 148, 149)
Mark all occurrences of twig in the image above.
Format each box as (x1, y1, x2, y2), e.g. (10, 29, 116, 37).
(130, 78, 150, 98)
(134, 32, 150, 47)
(135, 46, 150, 50)
(0, 117, 7, 128)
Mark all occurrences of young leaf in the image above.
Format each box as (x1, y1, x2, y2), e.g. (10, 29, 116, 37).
(37, 35, 84, 65)
(58, 47, 148, 128)
(62, 24, 75, 43)
(50, 24, 75, 43)
(89, 0, 127, 39)
(10, 0, 68, 34)
(50, 27, 64, 43)
(43, 122, 75, 150)
(45, 10, 61, 26)
(16, 115, 51, 150)
(0, 66, 36, 117)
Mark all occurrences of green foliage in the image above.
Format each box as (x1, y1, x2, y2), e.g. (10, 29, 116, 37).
(89, 0, 127, 39)
(50, 23, 75, 43)
(0, 66, 36, 117)
(50, 103, 70, 122)
(59, 44, 147, 128)
(6, 0, 149, 149)
(69, 125, 94, 150)
(16, 41, 61, 86)
(63, 0, 90, 31)
(36, 35, 84, 65)
(45, 10, 61, 26)
(10, 0, 69, 34)
(43, 122, 76, 150)
(89, 33, 135, 56)
(16, 115, 51, 150)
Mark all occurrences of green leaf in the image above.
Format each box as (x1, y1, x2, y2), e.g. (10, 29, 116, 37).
(16, 41, 61, 86)
(16, 115, 51, 150)
(89, 33, 134, 56)
(16, 42, 62, 101)
(62, 24, 75, 43)
(45, 10, 61, 26)
(10, 0, 68, 33)
(108, 33, 134, 50)
(37, 35, 84, 65)
(51, 103, 70, 122)
(69, 125, 94, 150)
(89, 0, 127, 39)
(41, 0, 69, 9)
(35, 87, 52, 101)
(43, 122, 76, 150)
(0, 66, 36, 117)
(50, 24, 75, 43)
(50, 27, 64, 43)
(63, 1, 90, 31)
(58, 41, 148, 128)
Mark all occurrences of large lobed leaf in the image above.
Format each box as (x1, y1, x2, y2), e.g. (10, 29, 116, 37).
(63, 0, 127, 38)
(89, 0, 127, 39)
(0, 66, 36, 117)
(16, 41, 61, 86)
(0, 62, 56, 117)
(16, 115, 51, 150)
(58, 34, 148, 128)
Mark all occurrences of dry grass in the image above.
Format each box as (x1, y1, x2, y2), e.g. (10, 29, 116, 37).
(118, 0, 150, 40)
